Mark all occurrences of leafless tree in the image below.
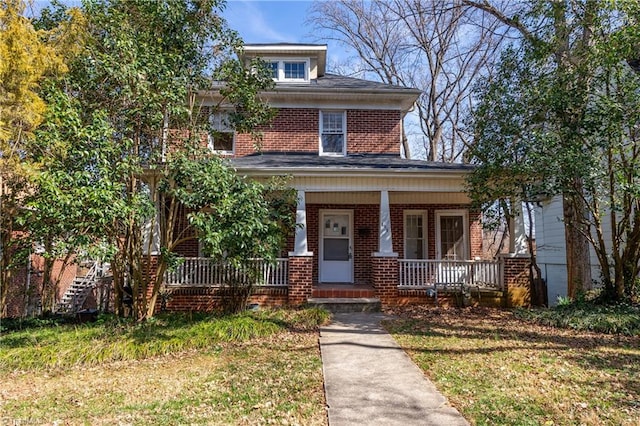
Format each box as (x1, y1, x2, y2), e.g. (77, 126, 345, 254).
(309, 0, 508, 161)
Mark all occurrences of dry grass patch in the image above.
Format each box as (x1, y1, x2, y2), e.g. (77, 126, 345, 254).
(384, 306, 640, 426)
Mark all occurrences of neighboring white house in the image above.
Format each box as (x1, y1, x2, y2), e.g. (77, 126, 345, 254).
(534, 196, 609, 305)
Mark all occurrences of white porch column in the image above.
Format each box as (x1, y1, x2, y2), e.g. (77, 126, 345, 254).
(509, 201, 529, 255)
(289, 190, 313, 257)
(374, 190, 398, 257)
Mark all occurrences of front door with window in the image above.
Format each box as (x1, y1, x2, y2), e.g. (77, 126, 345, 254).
(319, 210, 353, 283)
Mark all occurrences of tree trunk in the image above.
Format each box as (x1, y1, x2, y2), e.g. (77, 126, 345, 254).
(563, 193, 592, 298)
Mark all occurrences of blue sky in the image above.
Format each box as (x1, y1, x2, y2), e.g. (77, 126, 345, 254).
(223, 0, 314, 44)
(223, 0, 350, 68)
(31, 0, 348, 69)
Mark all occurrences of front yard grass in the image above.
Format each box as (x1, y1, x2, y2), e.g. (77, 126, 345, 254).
(384, 306, 640, 426)
(0, 309, 329, 425)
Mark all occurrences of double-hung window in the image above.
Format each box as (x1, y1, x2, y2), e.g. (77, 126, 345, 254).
(404, 211, 427, 259)
(208, 111, 234, 154)
(320, 111, 346, 156)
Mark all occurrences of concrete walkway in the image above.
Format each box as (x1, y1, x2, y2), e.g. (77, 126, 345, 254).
(319, 312, 469, 426)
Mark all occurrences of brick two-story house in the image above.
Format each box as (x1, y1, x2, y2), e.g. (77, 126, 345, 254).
(160, 44, 529, 311)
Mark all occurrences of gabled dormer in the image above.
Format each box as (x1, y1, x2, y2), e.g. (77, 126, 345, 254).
(241, 43, 327, 85)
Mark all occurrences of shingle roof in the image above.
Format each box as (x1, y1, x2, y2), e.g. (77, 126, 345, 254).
(231, 152, 474, 172)
(276, 73, 420, 94)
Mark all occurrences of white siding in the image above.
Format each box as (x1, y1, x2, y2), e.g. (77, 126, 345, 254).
(535, 195, 614, 305)
(535, 197, 568, 305)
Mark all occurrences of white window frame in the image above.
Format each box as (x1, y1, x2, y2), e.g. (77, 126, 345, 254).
(269, 58, 310, 83)
(403, 210, 428, 260)
(435, 210, 469, 260)
(207, 110, 235, 155)
(319, 110, 347, 156)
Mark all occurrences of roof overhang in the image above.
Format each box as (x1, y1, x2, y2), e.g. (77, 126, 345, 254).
(232, 164, 472, 193)
(199, 87, 421, 112)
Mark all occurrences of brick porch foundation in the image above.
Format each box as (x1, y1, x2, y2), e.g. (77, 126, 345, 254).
(371, 255, 399, 305)
(287, 255, 314, 306)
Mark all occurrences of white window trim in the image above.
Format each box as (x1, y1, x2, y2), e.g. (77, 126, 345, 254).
(435, 210, 469, 260)
(269, 58, 310, 83)
(208, 110, 235, 155)
(319, 110, 347, 157)
(403, 210, 428, 260)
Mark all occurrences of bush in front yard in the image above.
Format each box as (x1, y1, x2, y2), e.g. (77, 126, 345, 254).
(515, 298, 640, 335)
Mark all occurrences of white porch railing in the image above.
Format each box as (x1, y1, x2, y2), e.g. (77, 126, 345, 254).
(398, 259, 503, 290)
(165, 257, 289, 287)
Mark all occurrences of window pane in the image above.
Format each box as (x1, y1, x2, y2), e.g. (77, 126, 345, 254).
(269, 62, 278, 79)
(210, 111, 232, 131)
(440, 216, 464, 259)
(405, 214, 425, 259)
(322, 112, 343, 133)
(322, 134, 344, 153)
(284, 61, 306, 79)
(210, 132, 234, 152)
(324, 239, 349, 261)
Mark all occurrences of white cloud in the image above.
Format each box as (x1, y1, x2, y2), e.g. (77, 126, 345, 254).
(225, 1, 295, 43)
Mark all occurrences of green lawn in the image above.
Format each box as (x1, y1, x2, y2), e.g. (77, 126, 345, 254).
(0, 309, 329, 425)
(384, 306, 640, 426)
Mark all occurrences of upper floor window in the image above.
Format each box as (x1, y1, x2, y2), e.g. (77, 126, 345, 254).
(284, 61, 306, 79)
(208, 111, 234, 154)
(320, 111, 346, 156)
(269, 59, 309, 83)
(268, 61, 279, 79)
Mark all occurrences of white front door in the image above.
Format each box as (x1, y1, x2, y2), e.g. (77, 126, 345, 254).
(319, 210, 353, 283)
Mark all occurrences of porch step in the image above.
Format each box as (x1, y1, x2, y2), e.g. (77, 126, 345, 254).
(312, 286, 376, 298)
(307, 297, 381, 313)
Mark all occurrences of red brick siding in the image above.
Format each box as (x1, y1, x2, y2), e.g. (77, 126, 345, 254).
(235, 108, 319, 156)
(371, 256, 399, 304)
(347, 110, 401, 155)
(288, 256, 313, 306)
(469, 210, 483, 258)
(161, 286, 288, 312)
(503, 256, 530, 288)
(173, 205, 199, 257)
(233, 108, 402, 157)
(5, 255, 79, 317)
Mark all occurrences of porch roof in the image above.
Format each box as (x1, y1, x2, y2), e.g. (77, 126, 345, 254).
(231, 152, 475, 175)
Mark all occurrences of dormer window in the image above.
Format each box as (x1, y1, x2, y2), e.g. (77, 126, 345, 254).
(269, 58, 310, 83)
(284, 61, 306, 79)
(268, 62, 278, 79)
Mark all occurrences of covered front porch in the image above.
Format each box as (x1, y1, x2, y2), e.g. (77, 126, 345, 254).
(161, 187, 530, 310)
(161, 255, 524, 308)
